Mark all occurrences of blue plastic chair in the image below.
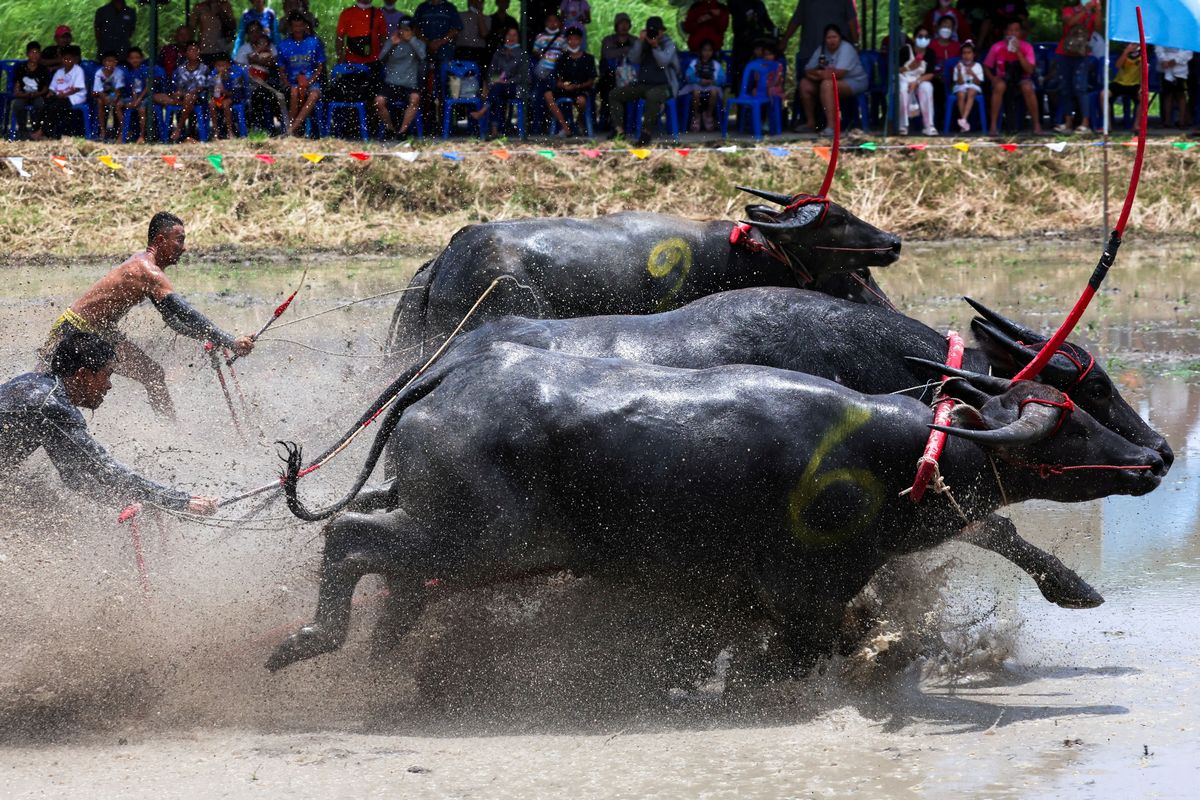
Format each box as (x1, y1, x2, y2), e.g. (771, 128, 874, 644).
(629, 96, 680, 139)
(160, 94, 210, 142)
(0, 59, 22, 137)
(857, 50, 887, 130)
(940, 57, 987, 134)
(727, 58, 783, 139)
(440, 60, 483, 138)
(481, 95, 526, 138)
(324, 62, 370, 140)
(120, 65, 167, 142)
(549, 93, 594, 137)
(676, 62, 729, 135)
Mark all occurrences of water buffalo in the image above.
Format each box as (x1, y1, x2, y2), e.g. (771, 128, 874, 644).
(386, 188, 902, 358)
(341, 289, 1174, 609)
(267, 343, 1165, 673)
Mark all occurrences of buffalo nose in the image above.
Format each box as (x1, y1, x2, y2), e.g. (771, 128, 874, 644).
(890, 236, 902, 254)
(1149, 453, 1168, 478)
(1158, 440, 1175, 471)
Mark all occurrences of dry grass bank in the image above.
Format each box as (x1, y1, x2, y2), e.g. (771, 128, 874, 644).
(1, 137, 1196, 261)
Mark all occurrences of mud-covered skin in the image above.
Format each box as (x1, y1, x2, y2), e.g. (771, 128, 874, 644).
(267, 344, 1164, 672)
(386, 205, 901, 358)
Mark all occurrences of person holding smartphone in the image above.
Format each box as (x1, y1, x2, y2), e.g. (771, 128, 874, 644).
(983, 18, 1041, 135)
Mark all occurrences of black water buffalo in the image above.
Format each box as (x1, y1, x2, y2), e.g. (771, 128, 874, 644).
(350, 289, 1174, 608)
(267, 343, 1165, 673)
(386, 188, 902, 358)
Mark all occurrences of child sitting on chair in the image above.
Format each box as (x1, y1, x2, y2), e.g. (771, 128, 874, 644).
(952, 40, 984, 132)
(209, 54, 238, 139)
(92, 52, 125, 141)
(683, 40, 725, 132)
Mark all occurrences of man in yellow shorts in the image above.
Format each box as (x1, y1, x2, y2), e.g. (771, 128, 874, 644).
(41, 212, 255, 418)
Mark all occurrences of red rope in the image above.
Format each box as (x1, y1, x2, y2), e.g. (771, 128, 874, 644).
(1018, 395, 1076, 438)
(118, 503, 152, 599)
(909, 331, 964, 503)
(1020, 462, 1155, 479)
(818, 72, 839, 196)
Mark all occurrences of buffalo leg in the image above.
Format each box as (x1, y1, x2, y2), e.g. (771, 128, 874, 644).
(369, 573, 427, 659)
(957, 514, 1104, 609)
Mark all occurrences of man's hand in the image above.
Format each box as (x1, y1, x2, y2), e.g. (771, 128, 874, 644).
(231, 336, 254, 356)
(188, 496, 219, 516)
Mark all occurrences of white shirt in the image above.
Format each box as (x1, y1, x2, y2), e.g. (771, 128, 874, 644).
(50, 65, 87, 106)
(92, 67, 126, 95)
(1155, 47, 1192, 81)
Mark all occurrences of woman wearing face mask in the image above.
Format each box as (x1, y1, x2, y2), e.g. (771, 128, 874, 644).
(897, 26, 939, 136)
(930, 16, 961, 63)
(922, 0, 972, 44)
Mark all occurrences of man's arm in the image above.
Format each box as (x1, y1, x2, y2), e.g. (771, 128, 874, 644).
(140, 263, 244, 351)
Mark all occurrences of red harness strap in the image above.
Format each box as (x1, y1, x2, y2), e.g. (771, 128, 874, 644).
(1018, 395, 1076, 438)
(909, 331, 965, 503)
(728, 223, 815, 285)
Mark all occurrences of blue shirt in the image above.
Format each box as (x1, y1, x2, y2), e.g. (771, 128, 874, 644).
(277, 35, 327, 83)
(122, 63, 155, 97)
(413, 0, 463, 42)
(234, 7, 280, 51)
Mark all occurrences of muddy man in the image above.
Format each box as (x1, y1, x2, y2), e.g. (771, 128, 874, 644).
(39, 212, 255, 418)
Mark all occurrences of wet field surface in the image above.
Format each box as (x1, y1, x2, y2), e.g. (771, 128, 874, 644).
(0, 241, 1196, 798)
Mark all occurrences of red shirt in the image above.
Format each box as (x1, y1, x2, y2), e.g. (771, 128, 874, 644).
(682, 0, 730, 54)
(1056, 5, 1098, 56)
(336, 5, 388, 63)
(921, 7, 972, 44)
(930, 39, 961, 64)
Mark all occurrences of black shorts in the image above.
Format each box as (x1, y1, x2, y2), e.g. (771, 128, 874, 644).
(1110, 83, 1139, 100)
(1162, 76, 1187, 96)
(379, 83, 419, 102)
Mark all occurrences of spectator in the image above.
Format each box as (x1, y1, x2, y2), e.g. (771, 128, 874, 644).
(191, 0, 237, 65)
(683, 0, 730, 54)
(10, 42, 50, 141)
(92, 51, 126, 141)
(159, 26, 194, 78)
(598, 12, 634, 124)
(94, 0, 137, 62)
(608, 15, 679, 146)
(929, 15, 961, 63)
(457, 0, 491, 67)
(545, 26, 595, 136)
(44, 45, 87, 139)
(41, 26, 74, 72)
(283, 0, 320, 32)
(234, 0, 280, 53)
(382, 0, 405, 34)
(1106, 41, 1141, 113)
(235, 20, 287, 130)
(532, 13, 569, 107)
(727, 0, 775, 92)
(780, 0, 857, 68)
(119, 46, 155, 143)
(922, 0, 971, 45)
(485, 0, 519, 63)
(335, 0, 388, 65)
(682, 39, 725, 131)
(559, 0, 592, 48)
(208, 54, 243, 138)
(277, 12, 326, 135)
(168, 42, 210, 141)
(1053, 0, 1100, 134)
(951, 39, 984, 131)
(413, 0, 463, 65)
(1156, 45, 1192, 127)
(957, 0, 990, 52)
(471, 25, 530, 137)
(896, 26, 938, 136)
(984, 19, 1042, 135)
(375, 14, 426, 138)
(797, 23, 866, 136)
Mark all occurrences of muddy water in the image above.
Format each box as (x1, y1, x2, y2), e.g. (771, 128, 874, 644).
(0, 241, 1197, 798)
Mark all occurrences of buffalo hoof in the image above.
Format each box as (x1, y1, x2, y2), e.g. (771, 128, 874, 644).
(265, 624, 344, 672)
(1036, 571, 1105, 609)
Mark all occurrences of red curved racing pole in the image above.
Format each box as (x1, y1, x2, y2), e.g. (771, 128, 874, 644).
(818, 72, 840, 197)
(1014, 6, 1148, 382)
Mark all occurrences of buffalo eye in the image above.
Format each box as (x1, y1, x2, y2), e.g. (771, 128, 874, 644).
(1083, 379, 1112, 403)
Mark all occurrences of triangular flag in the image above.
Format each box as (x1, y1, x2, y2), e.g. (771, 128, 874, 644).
(813, 146, 831, 163)
(952, 142, 970, 153)
(302, 153, 325, 164)
(766, 146, 790, 157)
(255, 153, 275, 164)
(630, 148, 651, 159)
(51, 156, 73, 175)
(396, 151, 419, 162)
(97, 154, 122, 170)
(207, 154, 226, 174)
(999, 143, 1018, 153)
(538, 149, 556, 159)
(1121, 139, 1137, 147)
(6, 156, 30, 178)
(581, 148, 601, 158)
(348, 152, 370, 161)
(1046, 142, 1067, 153)
(490, 148, 510, 160)
(162, 155, 182, 169)
(859, 142, 878, 151)
(674, 148, 690, 157)
(441, 151, 463, 161)
(1173, 141, 1196, 151)
(715, 145, 738, 153)
(907, 143, 927, 151)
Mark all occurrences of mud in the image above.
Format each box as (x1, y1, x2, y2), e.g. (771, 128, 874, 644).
(0, 241, 1196, 798)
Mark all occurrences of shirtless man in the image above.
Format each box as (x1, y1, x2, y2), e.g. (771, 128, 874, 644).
(40, 212, 254, 418)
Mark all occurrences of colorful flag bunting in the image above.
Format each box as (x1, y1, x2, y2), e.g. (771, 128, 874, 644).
(162, 155, 183, 169)
(766, 146, 790, 157)
(6, 157, 30, 177)
(675, 148, 690, 157)
(813, 146, 831, 163)
(348, 152, 370, 161)
(301, 153, 325, 164)
(1046, 142, 1067, 153)
(952, 142, 969, 153)
(715, 145, 738, 153)
(630, 148, 651, 159)
(207, 154, 226, 174)
(441, 152, 463, 161)
(1173, 141, 1196, 150)
(859, 142, 878, 151)
(999, 143, 1018, 153)
(581, 148, 601, 158)
(490, 149, 510, 160)
(97, 154, 122, 170)
(907, 143, 927, 151)
(538, 149, 556, 159)
(255, 154, 275, 164)
(396, 151, 419, 162)
(51, 156, 73, 175)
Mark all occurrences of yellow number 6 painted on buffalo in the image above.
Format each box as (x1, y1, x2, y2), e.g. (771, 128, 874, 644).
(788, 406, 884, 548)
(646, 238, 693, 312)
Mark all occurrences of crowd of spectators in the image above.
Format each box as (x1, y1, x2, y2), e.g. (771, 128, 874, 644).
(4, 0, 1198, 145)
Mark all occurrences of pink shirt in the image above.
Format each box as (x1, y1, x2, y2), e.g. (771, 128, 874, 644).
(983, 38, 1035, 73)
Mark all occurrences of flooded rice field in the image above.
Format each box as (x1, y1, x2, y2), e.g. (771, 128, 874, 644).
(0, 240, 1197, 798)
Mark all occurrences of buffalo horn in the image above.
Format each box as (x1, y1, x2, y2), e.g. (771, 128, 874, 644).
(736, 185, 797, 206)
(931, 401, 1062, 446)
(905, 357, 1012, 394)
(963, 297, 1042, 343)
(972, 318, 1080, 383)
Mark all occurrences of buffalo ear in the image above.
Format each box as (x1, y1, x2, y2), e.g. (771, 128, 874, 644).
(963, 297, 1043, 343)
(744, 204, 779, 223)
(970, 318, 1025, 377)
(949, 404, 988, 430)
(905, 357, 1012, 395)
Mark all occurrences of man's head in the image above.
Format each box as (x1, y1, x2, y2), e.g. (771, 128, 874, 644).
(26, 41, 41, 64)
(52, 332, 116, 410)
(213, 53, 231, 73)
(566, 27, 584, 52)
(823, 23, 843, 52)
(646, 16, 664, 39)
(148, 212, 186, 265)
(397, 14, 415, 39)
(544, 13, 561, 33)
(61, 45, 81, 70)
(175, 25, 193, 45)
(127, 46, 144, 68)
(54, 25, 72, 48)
(614, 13, 631, 35)
(289, 12, 310, 39)
(496, 0, 510, 11)
(503, 26, 520, 46)
(1005, 19, 1024, 40)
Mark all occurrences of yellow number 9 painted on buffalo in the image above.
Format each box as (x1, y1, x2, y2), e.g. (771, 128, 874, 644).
(788, 406, 884, 548)
(647, 238, 693, 312)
